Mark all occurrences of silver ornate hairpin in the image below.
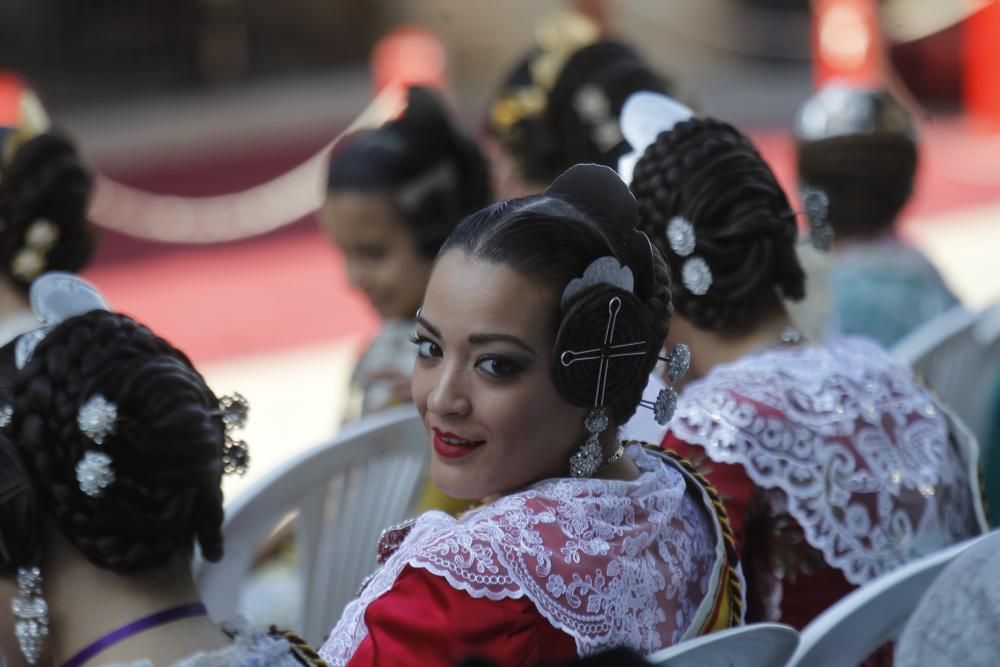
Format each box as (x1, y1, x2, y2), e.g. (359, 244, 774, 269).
(561, 295, 647, 478)
(75, 394, 118, 497)
(0, 403, 12, 429)
(800, 184, 834, 252)
(573, 84, 624, 152)
(666, 216, 713, 295)
(638, 343, 691, 426)
(78, 394, 117, 445)
(561, 256, 635, 308)
(76, 451, 114, 498)
(12, 566, 48, 665)
(218, 392, 250, 476)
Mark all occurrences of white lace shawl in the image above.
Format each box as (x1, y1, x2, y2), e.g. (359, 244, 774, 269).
(105, 617, 303, 667)
(669, 337, 988, 586)
(319, 445, 730, 664)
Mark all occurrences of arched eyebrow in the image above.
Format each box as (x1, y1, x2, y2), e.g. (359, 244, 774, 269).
(468, 333, 537, 357)
(417, 313, 537, 357)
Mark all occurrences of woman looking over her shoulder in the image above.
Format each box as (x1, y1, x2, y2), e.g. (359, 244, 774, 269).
(321, 85, 490, 419)
(318, 165, 743, 667)
(0, 275, 321, 667)
(621, 93, 987, 633)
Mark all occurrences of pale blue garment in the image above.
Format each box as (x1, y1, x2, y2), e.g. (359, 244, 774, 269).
(896, 531, 1000, 667)
(826, 234, 959, 348)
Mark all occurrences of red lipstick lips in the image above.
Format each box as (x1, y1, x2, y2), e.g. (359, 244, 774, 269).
(432, 428, 485, 459)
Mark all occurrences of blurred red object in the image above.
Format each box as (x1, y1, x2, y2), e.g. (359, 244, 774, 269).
(810, 0, 884, 87)
(963, 1, 1000, 130)
(370, 26, 447, 94)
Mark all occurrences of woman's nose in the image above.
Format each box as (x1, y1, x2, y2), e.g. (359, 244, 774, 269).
(426, 362, 471, 418)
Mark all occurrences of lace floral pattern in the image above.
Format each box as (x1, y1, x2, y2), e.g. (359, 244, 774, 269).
(669, 337, 987, 586)
(319, 445, 722, 664)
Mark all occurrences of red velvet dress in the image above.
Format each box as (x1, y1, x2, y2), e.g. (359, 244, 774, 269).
(319, 446, 744, 666)
(661, 339, 986, 635)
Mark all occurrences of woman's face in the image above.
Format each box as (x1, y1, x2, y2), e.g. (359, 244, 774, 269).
(320, 192, 433, 320)
(412, 251, 585, 500)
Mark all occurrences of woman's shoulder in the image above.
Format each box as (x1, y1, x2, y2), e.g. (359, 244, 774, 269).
(679, 338, 929, 421)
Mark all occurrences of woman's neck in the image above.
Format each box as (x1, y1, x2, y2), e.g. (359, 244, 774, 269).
(675, 310, 799, 383)
(43, 534, 228, 667)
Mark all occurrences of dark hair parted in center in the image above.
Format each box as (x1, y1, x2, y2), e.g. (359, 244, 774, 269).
(440, 165, 672, 426)
(327, 86, 491, 259)
(630, 118, 805, 332)
(10, 310, 227, 573)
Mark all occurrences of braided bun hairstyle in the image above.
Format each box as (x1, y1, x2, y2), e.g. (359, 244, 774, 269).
(327, 86, 491, 259)
(630, 118, 805, 332)
(797, 133, 917, 238)
(440, 164, 671, 426)
(488, 40, 669, 186)
(0, 132, 96, 293)
(11, 310, 226, 573)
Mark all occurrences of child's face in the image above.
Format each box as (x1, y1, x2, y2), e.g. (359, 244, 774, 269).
(321, 192, 433, 320)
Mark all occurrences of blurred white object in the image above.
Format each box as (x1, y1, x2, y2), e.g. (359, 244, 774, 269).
(786, 533, 989, 667)
(195, 404, 428, 645)
(893, 302, 1000, 444)
(617, 91, 694, 186)
(648, 623, 799, 667)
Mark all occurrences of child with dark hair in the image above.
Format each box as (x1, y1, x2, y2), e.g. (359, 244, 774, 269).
(322, 86, 491, 418)
(484, 11, 672, 199)
(317, 165, 743, 666)
(0, 276, 322, 667)
(621, 92, 986, 636)
(791, 83, 958, 347)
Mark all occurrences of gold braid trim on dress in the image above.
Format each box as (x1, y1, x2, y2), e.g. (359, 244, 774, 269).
(268, 627, 329, 667)
(632, 442, 744, 628)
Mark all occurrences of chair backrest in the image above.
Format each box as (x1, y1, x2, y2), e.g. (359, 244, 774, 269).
(785, 534, 987, 667)
(195, 405, 428, 645)
(647, 623, 799, 667)
(893, 303, 1000, 441)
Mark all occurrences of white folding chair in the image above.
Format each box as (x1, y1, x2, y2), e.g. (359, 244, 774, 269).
(195, 405, 428, 645)
(647, 623, 799, 667)
(785, 534, 989, 667)
(894, 303, 1000, 443)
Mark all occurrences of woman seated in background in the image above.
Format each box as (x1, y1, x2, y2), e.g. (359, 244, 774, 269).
(318, 165, 743, 666)
(0, 275, 321, 667)
(322, 85, 491, 419)
(484, 10, 673, 200)
(620, 92, 987, 634)
(0, 73, 95, 348)
(789, 83, 959, 347)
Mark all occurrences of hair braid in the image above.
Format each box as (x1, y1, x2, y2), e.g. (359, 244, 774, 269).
(12, 310, 226, 572)
(631, 118, 804, 331)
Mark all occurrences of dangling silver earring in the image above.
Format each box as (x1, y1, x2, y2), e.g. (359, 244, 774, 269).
(561, 293, 648, 478)
(12, 566, 48, 665)
(639, 343, 691, 426)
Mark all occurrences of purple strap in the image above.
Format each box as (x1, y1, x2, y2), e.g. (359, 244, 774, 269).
(61, 602, 208, 667)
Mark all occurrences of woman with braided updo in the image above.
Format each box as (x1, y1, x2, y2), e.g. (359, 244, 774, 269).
(621, 92, 987, 637)
(0, 282, 322, 667)
(790, 83, 958, 347)
(317, 165, 743, 666)
(484, 10, 672, 199)
(0, 74, 96, 348)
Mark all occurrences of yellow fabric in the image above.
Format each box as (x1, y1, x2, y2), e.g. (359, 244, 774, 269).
(413, 480, 469, 516)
